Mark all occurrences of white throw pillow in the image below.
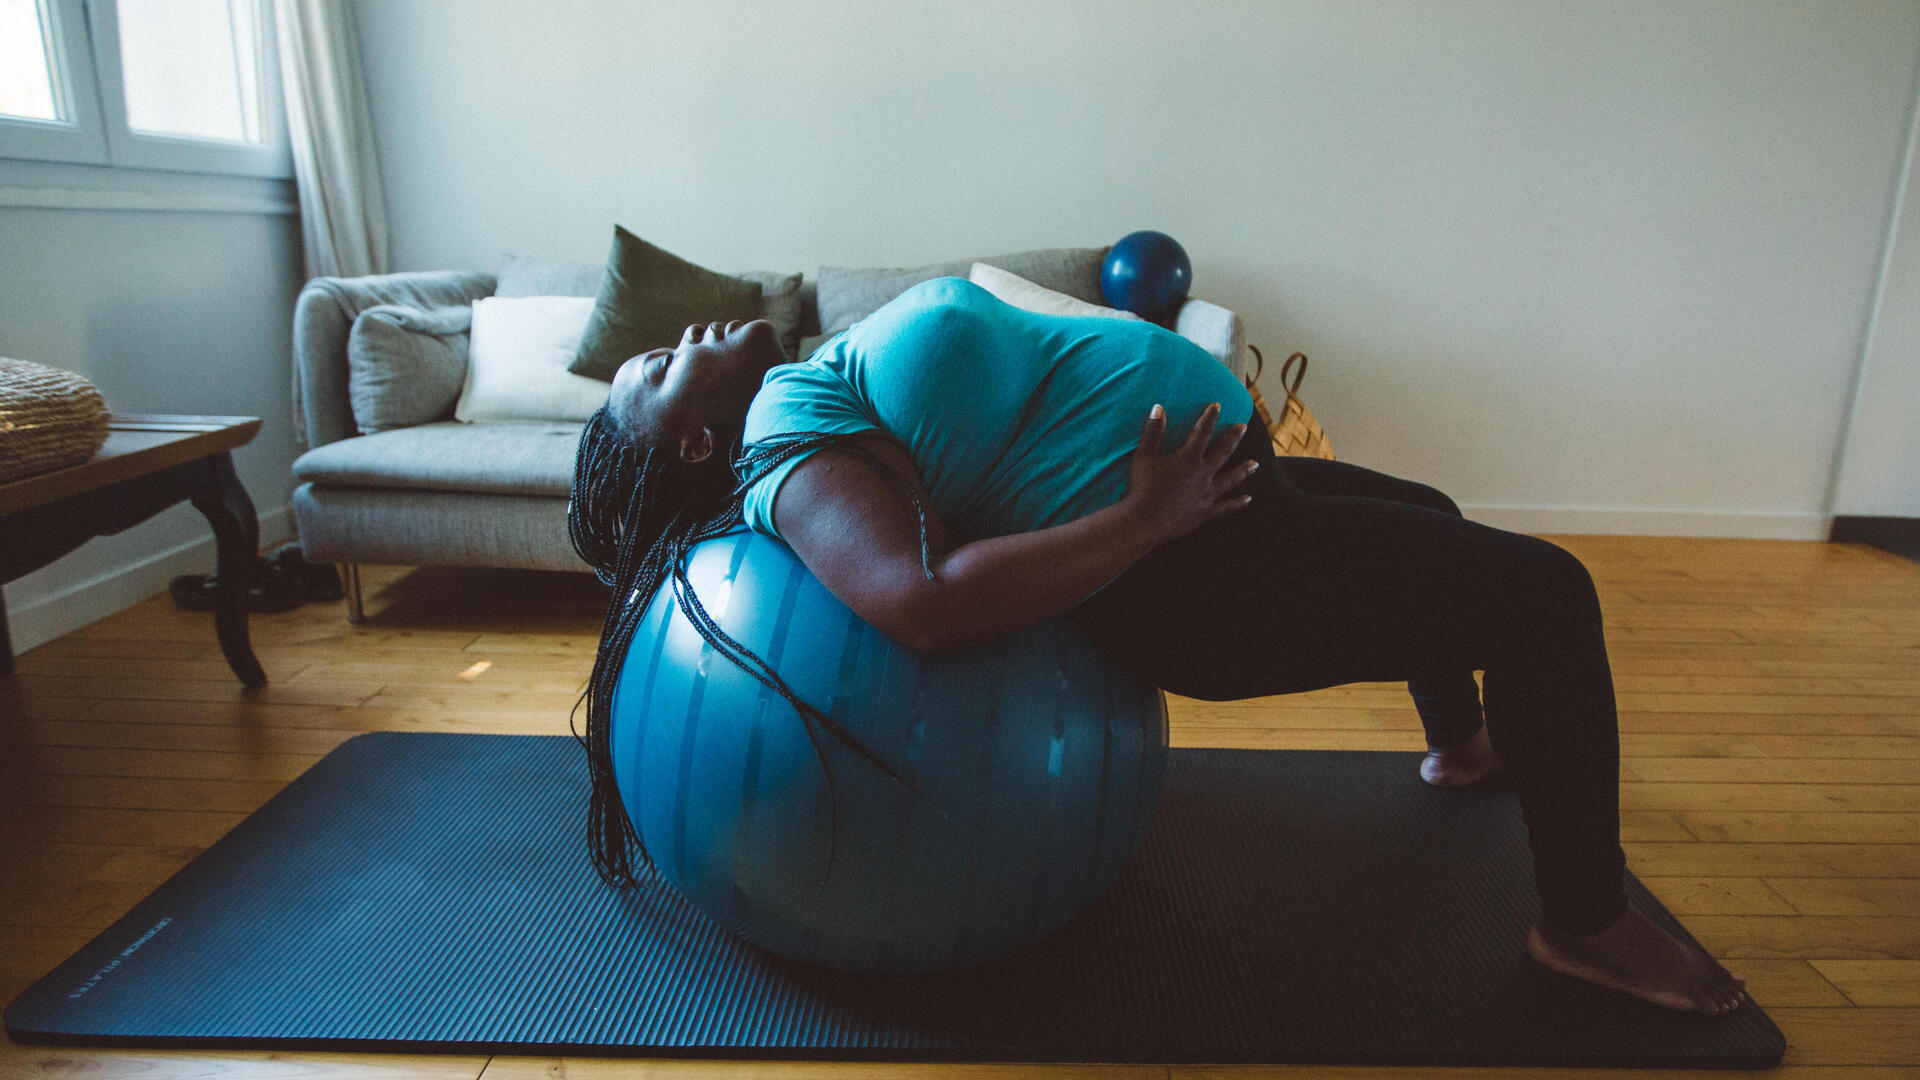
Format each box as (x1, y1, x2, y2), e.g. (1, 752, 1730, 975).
(455, 295, 610, 423)
(967, 262, 1143, 321)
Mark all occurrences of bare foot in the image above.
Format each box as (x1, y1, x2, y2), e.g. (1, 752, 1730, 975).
(1528, 906, 1748, 1015)
(1420, 724, 1502, 788)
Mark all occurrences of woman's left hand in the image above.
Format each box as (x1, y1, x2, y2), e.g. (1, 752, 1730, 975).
(1120, 402, 1257, 546)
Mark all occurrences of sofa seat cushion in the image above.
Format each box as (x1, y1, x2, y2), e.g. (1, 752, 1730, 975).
(292, 421, 582, 497)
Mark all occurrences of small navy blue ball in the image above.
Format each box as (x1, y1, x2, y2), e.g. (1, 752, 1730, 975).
(1101, 230, 1192, 325)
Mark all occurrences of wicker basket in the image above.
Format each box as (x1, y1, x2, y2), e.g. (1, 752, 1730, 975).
(1246, 345, 1335, 460)
(0, 358, 111, 484)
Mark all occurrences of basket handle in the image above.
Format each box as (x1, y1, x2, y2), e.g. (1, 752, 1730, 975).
(1246, 344, 1310, 399)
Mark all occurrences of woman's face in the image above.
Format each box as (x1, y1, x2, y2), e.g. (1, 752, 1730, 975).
(607, 318, 784, 463)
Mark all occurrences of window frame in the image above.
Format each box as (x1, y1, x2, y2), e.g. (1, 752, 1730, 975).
(0, 0, 293, 179)
(0, 0, 109, 165)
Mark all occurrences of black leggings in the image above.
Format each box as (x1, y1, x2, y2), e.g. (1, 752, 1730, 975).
(1067, 431, 1628, 935)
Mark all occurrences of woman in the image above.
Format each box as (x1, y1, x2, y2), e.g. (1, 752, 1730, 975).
(569, 277, 1746, 1016)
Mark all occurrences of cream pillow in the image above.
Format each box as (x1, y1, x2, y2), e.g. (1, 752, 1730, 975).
(968, 262, 1143, 321)
(455, 295, 609, 423)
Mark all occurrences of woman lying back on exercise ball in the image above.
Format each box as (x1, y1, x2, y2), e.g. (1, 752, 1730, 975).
(568, 276, 1746, 1016)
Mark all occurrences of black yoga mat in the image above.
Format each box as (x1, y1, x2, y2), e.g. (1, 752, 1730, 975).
(5, 733, 1784, 1067)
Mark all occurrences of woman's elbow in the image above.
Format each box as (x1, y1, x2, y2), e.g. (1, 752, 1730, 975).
(893, 594, 980, 655)
(893, 607, 961, 654)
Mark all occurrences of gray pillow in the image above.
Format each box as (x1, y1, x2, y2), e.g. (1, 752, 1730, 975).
(346, 304, 471, 434)
(815, 247, 1109, 335)
(497, 256, 805, 363)
(795, 332, 838, 362)
(494, 256, 602, 298)
(736, 270, 804, 360)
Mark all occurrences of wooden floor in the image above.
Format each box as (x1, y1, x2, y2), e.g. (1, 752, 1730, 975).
(2, 534, 1917, 1079)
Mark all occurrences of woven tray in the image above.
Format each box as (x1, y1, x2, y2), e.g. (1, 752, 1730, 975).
(0, 358, 111, 485)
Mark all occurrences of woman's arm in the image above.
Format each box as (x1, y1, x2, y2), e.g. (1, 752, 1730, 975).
(771, 403, 1257, 653)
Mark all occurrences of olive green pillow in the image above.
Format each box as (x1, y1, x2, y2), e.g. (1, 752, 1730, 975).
(568, 225, 766, 382)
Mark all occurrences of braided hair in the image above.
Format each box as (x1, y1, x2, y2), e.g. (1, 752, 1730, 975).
(567, 406, 939, 889)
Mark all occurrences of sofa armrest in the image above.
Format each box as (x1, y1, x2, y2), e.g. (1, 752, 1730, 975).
(1173, 297, 1251, 383)
(292, 270, 499, 449)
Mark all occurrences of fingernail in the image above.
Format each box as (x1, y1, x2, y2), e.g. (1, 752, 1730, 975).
(1247, 460, 1259, 471)
(1151, 404, 1164, 420)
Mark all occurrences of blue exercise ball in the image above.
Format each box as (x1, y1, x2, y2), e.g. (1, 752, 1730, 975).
(1101, 230, 1192, 325)
(609, 528, 1169, 973)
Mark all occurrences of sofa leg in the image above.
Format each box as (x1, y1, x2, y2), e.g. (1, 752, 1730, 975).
(342, 563, 365, 624)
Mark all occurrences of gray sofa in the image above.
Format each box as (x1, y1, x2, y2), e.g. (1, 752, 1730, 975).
(289, 248, 1252, 619)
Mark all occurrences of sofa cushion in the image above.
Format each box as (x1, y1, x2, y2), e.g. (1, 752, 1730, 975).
(293, 484, 586, 570)
(967, 263, 1142, 321)
(292, 421, 582, 497)
(456, 295, 607, 423)
(736, 270, 804, 360)
(498, 255, 806, 365)
(795, 332, 836, 362)
(569, 226, 765, 382)
(816, 246, 1108, 335)
(346, 304, 471, 434)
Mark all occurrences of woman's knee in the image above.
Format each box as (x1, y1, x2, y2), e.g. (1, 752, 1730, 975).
(1411, 483, 1462, 518)
(1514, 537, 1603, 639)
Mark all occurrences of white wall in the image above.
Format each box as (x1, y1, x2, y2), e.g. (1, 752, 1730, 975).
(0, 162, 304, 654)
(353, 0, 1920, 536)
(1834, 71, 1920, 520)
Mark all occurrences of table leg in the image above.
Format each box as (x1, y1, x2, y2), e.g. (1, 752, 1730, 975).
(189, 452, 267, 688)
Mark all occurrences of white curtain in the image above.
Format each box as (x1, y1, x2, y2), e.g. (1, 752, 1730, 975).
(274, 0, 388, 279)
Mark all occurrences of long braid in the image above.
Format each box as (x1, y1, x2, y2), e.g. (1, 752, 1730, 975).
(569, 409, 938, 889)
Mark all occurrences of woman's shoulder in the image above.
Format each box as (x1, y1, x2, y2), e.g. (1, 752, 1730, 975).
(744, 347, 869, 442)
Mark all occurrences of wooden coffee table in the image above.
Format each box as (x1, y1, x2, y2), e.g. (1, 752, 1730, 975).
(0, 414, 267, 686)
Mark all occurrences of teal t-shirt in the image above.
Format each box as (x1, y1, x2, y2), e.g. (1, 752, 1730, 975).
(739, 276, 1254, 548)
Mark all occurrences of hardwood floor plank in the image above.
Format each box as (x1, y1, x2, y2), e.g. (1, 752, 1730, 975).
(1621, 758, 1920, 784)
(1606, 640, 1920, 663)
(1770, 1008, 1920, 1065)
(1721, 958, 1854, 1006)
(1621, 842, 1920, 878)
(1679, 812, 1920, 845)
(1619, 783, 1920, 813)
(7, 654, 314, 683)
(8, 719, 358, 756)
(1616, 696, 1920, 718)
(0, 1045, 492, 1079)
(1685, 916, 1920, 960)
(2, 745, 321, 782)
(1637, 876, 1798, 915)
(1810, 960, 1920, 1006)
(1764, 879, 1920, 917)
(0, 773, 285, 811)
(61, 698, 579, 735)
(10, 672, 376, 707)
(0, 805, 246, 849)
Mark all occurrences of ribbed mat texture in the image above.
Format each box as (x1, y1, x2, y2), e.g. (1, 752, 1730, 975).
(5, 732, 1784, 1066)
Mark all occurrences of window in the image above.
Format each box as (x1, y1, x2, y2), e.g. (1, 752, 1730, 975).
(0, 0, 290, 177)
(1, 0, 61, 122)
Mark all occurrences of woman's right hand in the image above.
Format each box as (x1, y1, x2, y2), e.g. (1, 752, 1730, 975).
(1122, 402, 1259, 545)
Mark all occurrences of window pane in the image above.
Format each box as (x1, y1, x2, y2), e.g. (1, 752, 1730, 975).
(116, 0, 264, 143)
(0, 0, 60, 121)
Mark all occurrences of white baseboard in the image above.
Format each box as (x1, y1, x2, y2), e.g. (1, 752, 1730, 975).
(4, 506, 294, 657)
(1460, 504, 1831, 540)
